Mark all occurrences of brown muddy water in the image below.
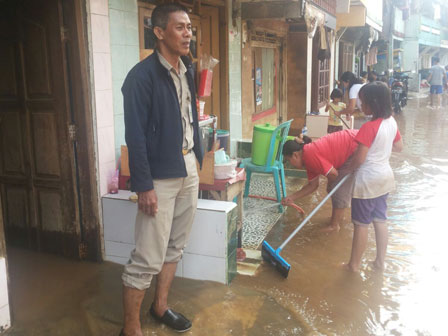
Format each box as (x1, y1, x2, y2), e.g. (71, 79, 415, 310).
(5, 96, 448, 336)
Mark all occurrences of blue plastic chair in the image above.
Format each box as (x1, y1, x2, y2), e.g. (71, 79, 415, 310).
(240, 120, 292, 212)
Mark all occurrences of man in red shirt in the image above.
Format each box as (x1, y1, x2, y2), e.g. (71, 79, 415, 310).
(282, 130, 358, 232)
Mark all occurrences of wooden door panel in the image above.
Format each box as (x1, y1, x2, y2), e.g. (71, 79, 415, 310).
(1, 112, 25, 176)
(23, 20, 52, 97)
(0, 0, 81, 258)
(31, 112, 61, 177)
(38, 190, 63, 232)
(3, 186, 31, 248)
(5, 187, 28, 230)
(0, 45, 18, 98)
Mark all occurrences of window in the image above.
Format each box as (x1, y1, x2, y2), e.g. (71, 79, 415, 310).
(253, 47, 276, 115)
(318, 58, 330, 106)
(138, 3, 156, 60)
(312, 29, 331, 110)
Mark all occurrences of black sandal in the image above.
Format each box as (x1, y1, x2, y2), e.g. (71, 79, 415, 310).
(149, 304, 192, 332)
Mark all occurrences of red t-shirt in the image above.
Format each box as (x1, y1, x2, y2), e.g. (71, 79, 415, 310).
(302, 129, 359, 181)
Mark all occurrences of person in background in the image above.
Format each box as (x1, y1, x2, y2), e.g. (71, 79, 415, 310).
(120, 3, 202, 335)
(339, 71, 366, 128)
(344, 81, 403, 272)
(325, 88, 346, 134)
(444, 65, 448, 91)
(282, 130, 358, 233)
(426, 57, 447, 109)
(360, 71, 368, 83)
(368, 70, 378, 83)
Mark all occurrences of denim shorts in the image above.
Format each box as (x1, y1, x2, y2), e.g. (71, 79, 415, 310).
(351, 194, 388, 226)
(430, 85, 443, 94)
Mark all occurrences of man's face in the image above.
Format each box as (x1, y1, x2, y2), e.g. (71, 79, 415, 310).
(155, 11, 192, 57)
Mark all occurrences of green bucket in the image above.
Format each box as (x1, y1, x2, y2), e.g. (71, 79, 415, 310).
(251, 123, 280, 166)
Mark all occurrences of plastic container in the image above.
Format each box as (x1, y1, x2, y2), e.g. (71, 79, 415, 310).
(214, 159, 237, 179)
(200, 127, 214, 156)
(251, 123, 279, 166)
(217, 129, 229, 153)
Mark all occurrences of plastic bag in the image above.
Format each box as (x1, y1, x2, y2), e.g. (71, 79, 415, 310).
(198, 54, 219, 97)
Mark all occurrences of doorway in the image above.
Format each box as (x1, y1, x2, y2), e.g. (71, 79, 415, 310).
(0, 0, 100, 260)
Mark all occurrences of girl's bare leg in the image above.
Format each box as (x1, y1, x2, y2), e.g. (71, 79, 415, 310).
(346, 224, 369, 272)
(321, 207, 344, 233)
(372, 221, 388, 270)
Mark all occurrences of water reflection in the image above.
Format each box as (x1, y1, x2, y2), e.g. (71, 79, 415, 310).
(239, 97, 448, 335)
(6, 97, 448, 336)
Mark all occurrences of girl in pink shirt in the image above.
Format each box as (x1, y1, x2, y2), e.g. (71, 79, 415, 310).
(282, 130, 358, 232)
(344, 81, 403, 272)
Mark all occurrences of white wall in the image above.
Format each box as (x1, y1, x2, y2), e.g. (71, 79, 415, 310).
(87, 0, 116, 196)
(0, 258, 10, 332)
(306, 36, 313, 113)
(228, 0, 243, 156)
(402, 39, 420, 91)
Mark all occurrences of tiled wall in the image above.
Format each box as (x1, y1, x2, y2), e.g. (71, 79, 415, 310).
(108, 0, 140, 159)
(227, 0, 242, 157)
(88, 0, 116, 196)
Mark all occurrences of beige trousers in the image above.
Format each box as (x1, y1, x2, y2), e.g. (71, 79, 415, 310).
(122, 152, 199, 290)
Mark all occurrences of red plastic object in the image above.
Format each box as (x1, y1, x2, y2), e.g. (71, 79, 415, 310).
(119, 174, 130, 190)
(198, 69, 213, 97)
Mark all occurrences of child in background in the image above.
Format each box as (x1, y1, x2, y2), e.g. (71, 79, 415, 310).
(325, 88, 346, 134)
(344, 81, 403, 272)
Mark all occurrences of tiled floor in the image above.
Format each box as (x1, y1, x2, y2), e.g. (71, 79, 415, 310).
(242, 173, 284, 249)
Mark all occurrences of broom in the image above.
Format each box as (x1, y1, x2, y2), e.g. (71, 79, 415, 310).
(261, 174, 352, 278)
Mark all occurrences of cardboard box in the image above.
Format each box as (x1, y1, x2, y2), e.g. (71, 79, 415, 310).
(120, 145, 130, 176)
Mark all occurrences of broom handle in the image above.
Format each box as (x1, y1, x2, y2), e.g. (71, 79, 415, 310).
(329, 105, 351, 129)
(278, 173, 351, 252)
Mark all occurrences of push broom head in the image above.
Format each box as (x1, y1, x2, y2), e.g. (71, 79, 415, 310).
(261, 241, 290, 278)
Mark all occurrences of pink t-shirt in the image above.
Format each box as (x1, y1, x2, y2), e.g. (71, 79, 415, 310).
(353, 117, 401, 198)
(302, 129, 359, 181)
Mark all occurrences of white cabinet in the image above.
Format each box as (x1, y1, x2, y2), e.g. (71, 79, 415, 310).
(102, 191, 238, 284)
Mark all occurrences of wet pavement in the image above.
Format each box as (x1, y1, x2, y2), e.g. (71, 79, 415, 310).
(5, 95, 448, 335)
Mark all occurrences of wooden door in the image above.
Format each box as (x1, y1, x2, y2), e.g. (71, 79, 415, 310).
(200, 6, 221, 127)
(0, 0, 81, 257)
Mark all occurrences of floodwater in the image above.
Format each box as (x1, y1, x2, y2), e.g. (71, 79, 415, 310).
(5, 96, 448, 335)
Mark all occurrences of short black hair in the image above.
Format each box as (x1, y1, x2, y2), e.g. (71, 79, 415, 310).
(151, 3, 189, 30)
(282, 136, 312, 157)
(358, 81, 392, 119)
(433, 57, 440, 63)
(330, 88, 343, 100)
(360, 71, 368, 78)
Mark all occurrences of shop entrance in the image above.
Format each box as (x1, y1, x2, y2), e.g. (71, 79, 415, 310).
(0, 0, 99, 260)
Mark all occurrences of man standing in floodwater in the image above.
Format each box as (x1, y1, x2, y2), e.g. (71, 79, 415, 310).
(427, 57, 447, 109)
(120, 3, 202, 335)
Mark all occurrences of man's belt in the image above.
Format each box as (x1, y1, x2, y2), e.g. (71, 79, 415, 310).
(182, 148, 192, 155)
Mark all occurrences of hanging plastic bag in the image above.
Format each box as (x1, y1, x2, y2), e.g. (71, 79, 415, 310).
(198, 54, 219, 97)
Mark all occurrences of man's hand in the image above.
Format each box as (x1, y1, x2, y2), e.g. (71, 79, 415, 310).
(137, 190, 158, 216)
